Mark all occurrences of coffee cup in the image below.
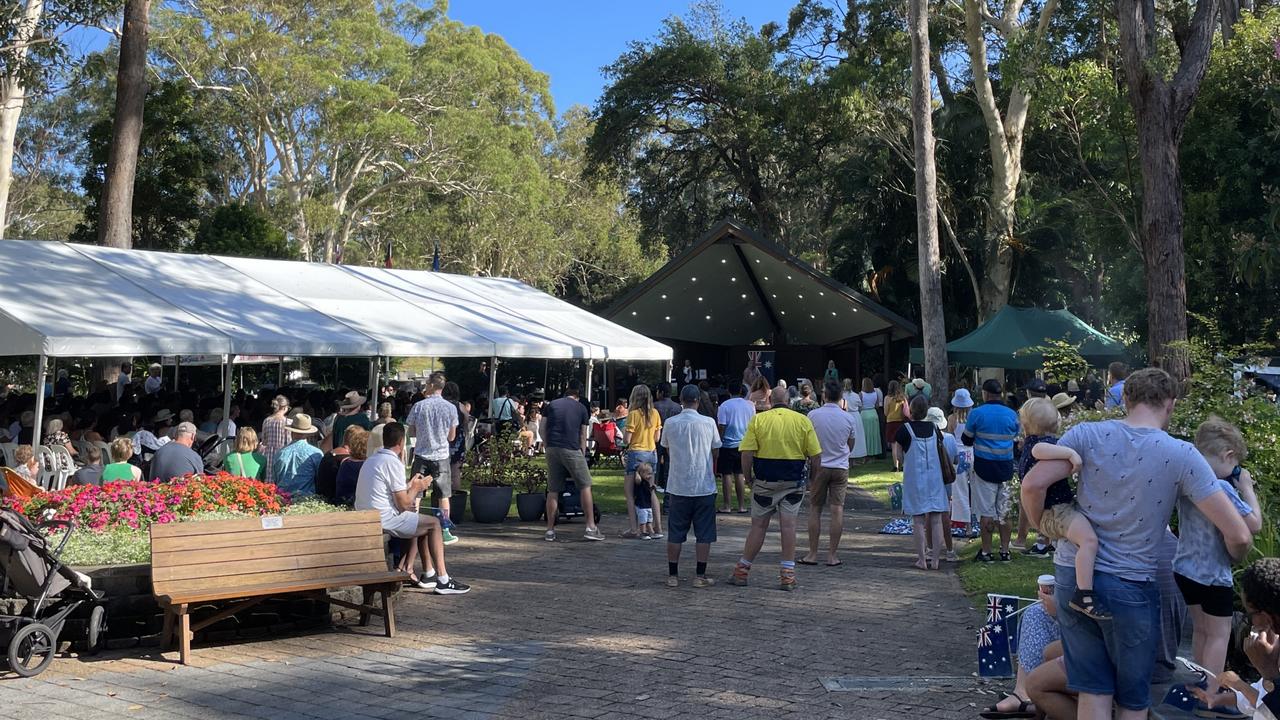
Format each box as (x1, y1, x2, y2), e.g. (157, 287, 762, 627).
(1037, 574, 1055, 595)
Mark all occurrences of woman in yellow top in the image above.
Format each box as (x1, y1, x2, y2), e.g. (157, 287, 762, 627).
(883, 380, 908, 471)
(622, 384, 663, 539)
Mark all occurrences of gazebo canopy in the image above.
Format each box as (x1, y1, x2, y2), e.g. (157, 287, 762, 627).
(909, 306, 1127, 370)
(605, 220, 916, 347)
(0, 240, 671, 361)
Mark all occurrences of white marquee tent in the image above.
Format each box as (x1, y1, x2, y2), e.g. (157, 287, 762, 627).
(0, 240, 671, 445)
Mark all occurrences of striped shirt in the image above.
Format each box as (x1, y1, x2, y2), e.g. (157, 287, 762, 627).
(962, 401, 1019, 462)
(261, 415, 291, 484)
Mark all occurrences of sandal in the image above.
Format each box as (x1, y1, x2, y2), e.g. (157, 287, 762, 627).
(620, 529, 639, 539)
(1069, 589, 1113, 621)
(980, 693, 1036, 719)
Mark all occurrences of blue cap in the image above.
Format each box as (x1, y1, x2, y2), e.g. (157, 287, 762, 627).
(680, 384, 701, 403)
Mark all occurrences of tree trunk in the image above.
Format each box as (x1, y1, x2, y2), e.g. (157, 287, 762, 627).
(97, 0, 151, 249)
(1115, 0, 1217, 380)
(909, 0, 949, 401)
(0, 0, 44, 239)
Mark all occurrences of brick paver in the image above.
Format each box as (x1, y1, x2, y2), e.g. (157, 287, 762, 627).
(2, 491, 993, 719)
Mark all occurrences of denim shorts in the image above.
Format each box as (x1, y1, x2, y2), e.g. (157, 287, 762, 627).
(666, 493, 717, 544)
(1054, 565, 1160, 710)
(625, 449, 657, 475)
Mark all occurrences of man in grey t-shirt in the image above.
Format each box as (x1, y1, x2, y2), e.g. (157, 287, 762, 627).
(1022, 368, 1252, 719)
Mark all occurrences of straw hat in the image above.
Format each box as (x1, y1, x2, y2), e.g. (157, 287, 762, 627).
(924, 406, 948, 430)
(339, 391, 367, 411)
(288, 413, 319, 435)
(1052, 392, 1077, 410)
(152, 409, 175, 424)
(950, 388, 974, 408)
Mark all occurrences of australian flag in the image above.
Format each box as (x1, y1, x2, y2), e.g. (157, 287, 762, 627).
(977, 621, 1013, 678)
(989, 595, 1020, 656)
(748, 350, 776, 384)
(1160, 683, 1198, 711)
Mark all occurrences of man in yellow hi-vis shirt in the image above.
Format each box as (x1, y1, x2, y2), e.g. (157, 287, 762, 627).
(730, 386, 821, 591)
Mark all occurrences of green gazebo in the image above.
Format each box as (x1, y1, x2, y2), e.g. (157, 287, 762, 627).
(909, 306, 1127, 370)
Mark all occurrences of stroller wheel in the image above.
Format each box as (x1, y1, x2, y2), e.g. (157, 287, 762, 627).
(86, 606, 107, 655)
(7, 622, 57, 677)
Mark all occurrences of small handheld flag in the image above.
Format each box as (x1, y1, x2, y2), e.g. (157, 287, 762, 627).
(384, 239, 393, 269)
(977, 621, 1013, 678)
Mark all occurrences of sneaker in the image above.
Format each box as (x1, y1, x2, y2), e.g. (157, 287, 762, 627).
(406, 575, 437, 590)
(779, 568, 798, 592)
(728, 563, 750, 586)
(974, 551, 996, 563)
(433, 578, 471, 595)
(666, 576, 679, 588)
(1024, 543, 1053, 556)
(544, 530, 556, 542)
(649, 532, 664, 540)
(944, 550, 959, 562)
(693, 576, 715, 588)
(441, 529, 459, 546)
(583, 527, 605, 542)
(641, 533, 653, 541)
(1010, 541, 1026, 550)
(999, 551, 1012, 563)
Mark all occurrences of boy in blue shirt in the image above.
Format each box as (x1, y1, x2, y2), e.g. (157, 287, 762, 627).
(963, 379, 1020, 562)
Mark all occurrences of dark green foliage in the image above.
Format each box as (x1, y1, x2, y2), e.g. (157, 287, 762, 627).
(192, 204, 293, 260)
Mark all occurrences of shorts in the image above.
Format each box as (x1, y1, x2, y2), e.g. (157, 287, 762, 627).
(636, 507, 653, 524)
(546, 446, 593, 493)
(666, 493, 717, 544)
(382, 510, 419, 539)
(625, 449, 658, 475)
(973, 479, 1011, 521)
(1174, 573, 1235, 617)
(751, 480, 806, 519)
(411, 456, 453, 497)
(718, 446, 743, 475)
(808, 467, 848, 510)
(1054, 565, 1160, 711)
(1038, 502, 1080, 541)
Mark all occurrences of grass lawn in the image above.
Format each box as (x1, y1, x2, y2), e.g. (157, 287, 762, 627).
(954, 531, 1053, 604)
(848, 457, 898, 504)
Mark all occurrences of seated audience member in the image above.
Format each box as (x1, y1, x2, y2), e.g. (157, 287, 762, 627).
(316, 425, 352, 502)
(1194, 558, 1280, 718)
(133, 410, 173, 458)
(334, 426, 370, 506)
(16, 411, 34, 445)
(355, 422, 469, 595)
(982, 575, 1060, 719)
(224, 427, 266, 480)
(11, 444, 40, 482)
(149, 422, 204, 481)
(376, 402, 395, 425)
(45, 418, 77, 458)
(70, 445, 105, 486)
(272, 413, 322, 496)
(102, 437, 143, 482)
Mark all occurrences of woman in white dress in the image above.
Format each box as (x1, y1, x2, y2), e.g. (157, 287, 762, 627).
(946, 388, 976, 535)
(841, 379, 869, 462)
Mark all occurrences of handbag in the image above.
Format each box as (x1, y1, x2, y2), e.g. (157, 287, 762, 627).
(934, 428, 956, 485)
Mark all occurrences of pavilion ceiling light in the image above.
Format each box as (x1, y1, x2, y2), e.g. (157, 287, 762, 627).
(705, 315, 711, 320)
(697, 297, 703, 302)
(741, 294, 747, 299)
(691, 277, 697, 281)
(661, 294, 667, 299)
(665, 316, 670, 320)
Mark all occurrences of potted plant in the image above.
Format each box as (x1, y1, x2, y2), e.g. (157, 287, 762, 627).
(513, 459, 548, 522)
(462, 429, 518, 523)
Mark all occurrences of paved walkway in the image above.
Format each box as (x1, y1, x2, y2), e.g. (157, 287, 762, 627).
(3, 491, 992, 719)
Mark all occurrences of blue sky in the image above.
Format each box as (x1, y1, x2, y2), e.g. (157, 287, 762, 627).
(447, 1, 787, 113)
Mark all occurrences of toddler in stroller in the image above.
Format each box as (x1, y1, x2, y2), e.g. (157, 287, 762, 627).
(0, 508, 106, 677)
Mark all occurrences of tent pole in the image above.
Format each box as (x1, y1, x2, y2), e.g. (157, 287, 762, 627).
(488, 356, 498, 410)
(665, 360, 673, 387)
(277, 360, 284, 389)
(585, 361, 593, 402)
(32, 354, 48, 448)
(543, 359, 549, 391)
(174, 356, 181, 392)
(222, 356, 234, 432)
(368, 357, 378, 420)
(49, 357, 55, 397)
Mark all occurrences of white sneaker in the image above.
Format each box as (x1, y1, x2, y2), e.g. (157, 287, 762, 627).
(583, 527, 605, 541)
(544, 530, 556, 542)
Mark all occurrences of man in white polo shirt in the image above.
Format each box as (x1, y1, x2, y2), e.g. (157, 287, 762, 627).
(661, 384, 722, 588)
(802, 380, 858, 567)
(356, 422, 469, 595)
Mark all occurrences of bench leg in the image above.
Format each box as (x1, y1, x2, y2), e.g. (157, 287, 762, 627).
(381, 585, 396, 638)
(359, 587, 372, 627)
(177, 605, 192, 666)
(160, 607, 174, 650)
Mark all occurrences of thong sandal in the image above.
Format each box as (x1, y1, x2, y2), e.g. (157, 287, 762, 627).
(980, 693, 1035, 719)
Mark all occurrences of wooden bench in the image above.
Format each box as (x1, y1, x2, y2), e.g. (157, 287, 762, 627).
(150, 510, 407, 665)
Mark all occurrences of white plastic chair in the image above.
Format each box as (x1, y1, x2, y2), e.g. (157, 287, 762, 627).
(48, 444, 75, 489)
(37, 447, 59, 490)
(93, 440, 112, 463)
(0, 442, 16, 467)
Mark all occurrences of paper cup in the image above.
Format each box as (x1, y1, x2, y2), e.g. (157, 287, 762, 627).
(1037, 573, 1055, 595)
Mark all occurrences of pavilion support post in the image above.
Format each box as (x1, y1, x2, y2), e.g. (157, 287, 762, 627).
(664, 360, 673, 388)
(277, 360, 284, 389)
(543, 359, 549, 391)
(488, 356, 498, 409)
(604, 360, 612, 409)
(584, 361, 593, 402)
(174, 356, 181, 392)
(32, 354, 48, 448)
(222, 356, 234, 431)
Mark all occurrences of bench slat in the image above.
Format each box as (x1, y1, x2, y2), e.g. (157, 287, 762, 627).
(152, 534, 384, 569)
(153, 548, 387, 583)
(155, 562, 395, 595)
(158, 571, 407, 606)
(150, 510, 381, 538)
(152, 523, 376, 555)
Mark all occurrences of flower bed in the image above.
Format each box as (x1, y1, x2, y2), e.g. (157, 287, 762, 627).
(2, 473, 343, 566)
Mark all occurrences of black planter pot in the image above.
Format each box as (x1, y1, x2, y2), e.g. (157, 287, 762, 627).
(470, 485, 513, 523)
(515, 492, 546, 522)
(450, 491, 468, 523)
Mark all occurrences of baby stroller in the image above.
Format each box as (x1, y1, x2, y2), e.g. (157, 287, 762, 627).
(555, 476, 602, 526)
(0, 508, 106, 677)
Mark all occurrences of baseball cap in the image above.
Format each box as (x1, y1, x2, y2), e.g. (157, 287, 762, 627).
(1026, 378, 1048, 394)
(981, 378, 1003, 395)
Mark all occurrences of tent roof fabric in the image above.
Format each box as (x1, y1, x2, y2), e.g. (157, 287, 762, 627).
(0, 240, 671, 361)
(604, 220, 917, 347)
(908, 306, 1127, 370)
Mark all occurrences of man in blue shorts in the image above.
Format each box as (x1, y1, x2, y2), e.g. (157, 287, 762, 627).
(963, 379, 1020, 562)
(660, 384, 722, 588)
(1022, 368, 1251, 719)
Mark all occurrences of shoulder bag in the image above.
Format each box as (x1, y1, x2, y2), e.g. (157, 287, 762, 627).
(934, 428, 956, 485)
